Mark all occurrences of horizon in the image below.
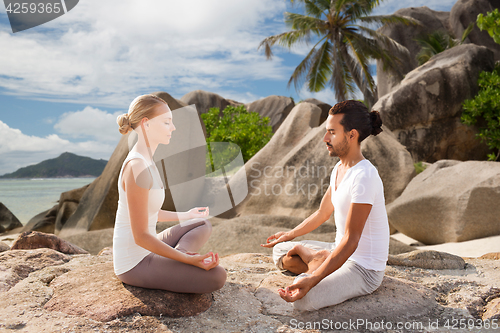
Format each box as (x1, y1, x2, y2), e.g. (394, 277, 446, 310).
(0, 0, 457, 175)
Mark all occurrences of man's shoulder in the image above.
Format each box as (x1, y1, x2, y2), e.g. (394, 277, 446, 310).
(353, 160, 381, 180)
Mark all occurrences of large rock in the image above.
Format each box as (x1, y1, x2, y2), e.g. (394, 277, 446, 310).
(0, 250, 499, 332)
(228, 102, 415, 220)
(62, 228, 113, 255)
(53, 184, 90, 234)
(180, 90, 241, 115)
(0, 248, 70, 292)
(376, 6, 452, 98)
(0, 202, 22, 233)
(22, 204, 58, 234)
(244, 95, 295, 132)
(388, 250, 466, 269)
(451, 0, 500, 62)
(11, 231, 88, 254)
(302, 98, 332, 125)
(0, 241, 10, 252)
(375, 44, 494, 162)
(44, 262, 213, 321)
(58, 92, 188, 237)
(387, 160, 500, 244)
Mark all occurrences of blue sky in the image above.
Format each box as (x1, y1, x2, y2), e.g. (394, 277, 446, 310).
(0, 0, 457, 176)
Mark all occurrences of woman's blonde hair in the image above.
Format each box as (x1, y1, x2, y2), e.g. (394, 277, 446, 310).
(117, 94, 168, 135)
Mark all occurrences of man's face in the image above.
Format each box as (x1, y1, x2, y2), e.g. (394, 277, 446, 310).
(324, 114, 350, 158)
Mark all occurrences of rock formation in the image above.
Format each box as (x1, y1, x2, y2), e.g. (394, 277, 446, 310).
(302, 98, 332, 125)
(450, 0, 500, 61)
(376, 6, 453, 98)
(0, 202, 23, 233)
(0, 248, 499, 332)
(180, 89, 241, 115)
(388, 250, 466, 269)
(387, 160, 500, 244)
(374, 44, 494, 162)
(377, 1, 500, 99)
(11, 231, 88, 254)
(44, 262, 212, 321)
(244, 95, 295, 132)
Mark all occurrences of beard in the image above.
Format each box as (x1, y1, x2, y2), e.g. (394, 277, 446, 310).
(328, 136, 349, 157)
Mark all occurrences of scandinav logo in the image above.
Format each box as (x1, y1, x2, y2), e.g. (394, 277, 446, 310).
(3, 0, 79, 33)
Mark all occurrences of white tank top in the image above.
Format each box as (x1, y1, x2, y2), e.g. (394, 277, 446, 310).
(113, 150, 165, 275)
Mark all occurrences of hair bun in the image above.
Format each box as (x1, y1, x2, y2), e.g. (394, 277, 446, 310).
(370, 110, 383, 136)
(117, 113, 132, 135)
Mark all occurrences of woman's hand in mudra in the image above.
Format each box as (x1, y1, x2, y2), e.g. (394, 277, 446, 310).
(187, 207, 209, 219)
(186, 251, 220, 271)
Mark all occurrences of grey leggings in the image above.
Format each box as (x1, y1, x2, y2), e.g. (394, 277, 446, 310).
(273, 240, 385, 311)
(117, 219, 227, 294)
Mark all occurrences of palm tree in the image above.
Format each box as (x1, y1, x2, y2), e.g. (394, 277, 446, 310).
(259, 0, 417, 108)
(415, 23, 474, 65)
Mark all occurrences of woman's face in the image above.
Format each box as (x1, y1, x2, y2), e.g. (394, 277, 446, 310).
(145, 104, 175, 145)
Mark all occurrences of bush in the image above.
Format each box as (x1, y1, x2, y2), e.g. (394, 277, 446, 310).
(201, 105, 273, 171)
(414, 162, 427, 174)
(460, 63, 500, 161)
(477, 8, 500, 44)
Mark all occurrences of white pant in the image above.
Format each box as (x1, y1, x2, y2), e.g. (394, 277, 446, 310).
(273, 240, 385, 311)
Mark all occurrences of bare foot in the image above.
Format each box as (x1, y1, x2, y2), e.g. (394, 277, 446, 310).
(305, 249, 330, 274)
(286, 245, 330, 274)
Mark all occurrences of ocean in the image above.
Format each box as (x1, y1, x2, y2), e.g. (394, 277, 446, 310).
(0, 178, 96, 226)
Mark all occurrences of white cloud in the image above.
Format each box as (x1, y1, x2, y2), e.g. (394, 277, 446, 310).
(0, 0, 290, 107)
(0, 120, 116, 175)
(54, 106, 123, 142)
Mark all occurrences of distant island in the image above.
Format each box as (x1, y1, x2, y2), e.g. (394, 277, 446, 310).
(0, 152, 107, 179)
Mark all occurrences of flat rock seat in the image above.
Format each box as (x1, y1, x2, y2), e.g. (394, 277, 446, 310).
(44, 262, 213, 322)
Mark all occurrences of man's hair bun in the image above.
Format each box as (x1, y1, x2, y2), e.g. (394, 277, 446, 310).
(370, 110, 383, 136)
(117, 113, 132, 135)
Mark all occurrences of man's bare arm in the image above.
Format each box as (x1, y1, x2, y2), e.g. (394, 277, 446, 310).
(261, 186, 334, 248)
(279, 202, 373, 302)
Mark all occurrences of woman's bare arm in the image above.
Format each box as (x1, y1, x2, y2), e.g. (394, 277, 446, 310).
(122, 159, 217, 270)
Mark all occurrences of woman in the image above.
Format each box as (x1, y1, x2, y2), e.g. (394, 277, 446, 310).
(113, 94, 226, 293)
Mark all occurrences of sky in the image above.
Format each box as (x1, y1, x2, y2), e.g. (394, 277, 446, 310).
(0, 0, 458, 176)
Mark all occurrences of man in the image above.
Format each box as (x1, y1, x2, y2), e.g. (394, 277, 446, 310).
(261, 100, 389, 311)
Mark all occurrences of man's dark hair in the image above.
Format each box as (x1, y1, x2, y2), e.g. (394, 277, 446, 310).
(328, 100, 383, 143)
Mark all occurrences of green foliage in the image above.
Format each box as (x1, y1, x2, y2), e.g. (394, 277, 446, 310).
(259, 0, 418, 108)
(477, 8, 500, 44)
(201, 105, 273, 172)
(460, 63, 500, 161)
(414, 162, 427, 175)
(415, 23, 473, 66)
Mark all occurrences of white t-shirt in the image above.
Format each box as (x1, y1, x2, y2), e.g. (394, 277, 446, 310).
(330, 159, 389, 271)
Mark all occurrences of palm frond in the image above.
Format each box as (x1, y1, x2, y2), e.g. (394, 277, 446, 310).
(333, 0, 353, 17)
(344, 34, 375, 93)
(287, 36, 328, 90)
(285, 12, 327, 34)
(307, 40, 333, 91)
(414, 30, 457, 65)
(258, 30, 312, 59)
(461, 22, 475, 43)
(344, 0, 380, 20)
(303, 0, 329, 18)
(354, 25, 410, 73)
